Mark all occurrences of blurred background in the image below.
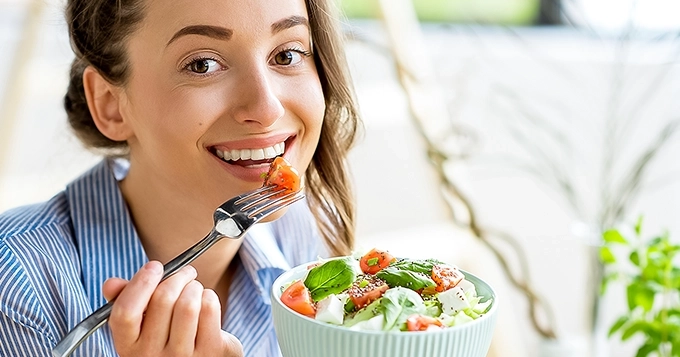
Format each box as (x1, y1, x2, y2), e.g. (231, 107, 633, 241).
(1, 0, 679, 356)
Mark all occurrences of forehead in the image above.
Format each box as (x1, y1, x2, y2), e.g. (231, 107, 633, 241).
(142, 0, 310, 39)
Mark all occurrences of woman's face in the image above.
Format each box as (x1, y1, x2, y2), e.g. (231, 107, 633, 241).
(118, 0, 324, 211)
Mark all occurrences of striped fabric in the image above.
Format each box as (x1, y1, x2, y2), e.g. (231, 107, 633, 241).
(0, 159, 325, 357)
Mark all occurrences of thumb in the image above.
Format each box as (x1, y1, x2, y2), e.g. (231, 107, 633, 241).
(102, 277, 129, 302)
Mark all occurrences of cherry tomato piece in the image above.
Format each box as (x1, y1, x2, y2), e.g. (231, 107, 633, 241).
(359, 248, 396, 275)
(264, 156, 300, 193)
(406, 314, 443, 331)
(431, 264, 464, 292)
(280, 280, 316, 318)
(347, 276, 389, 310)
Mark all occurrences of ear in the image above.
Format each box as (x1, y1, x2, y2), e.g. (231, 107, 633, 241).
(82, 66, 133, 141)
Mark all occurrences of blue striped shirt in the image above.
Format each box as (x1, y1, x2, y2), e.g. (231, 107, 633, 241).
(0, 159, 325, 357)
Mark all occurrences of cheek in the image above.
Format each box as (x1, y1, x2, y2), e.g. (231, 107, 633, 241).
(299, 79, 326, 137)
(127, 80, 226, 147)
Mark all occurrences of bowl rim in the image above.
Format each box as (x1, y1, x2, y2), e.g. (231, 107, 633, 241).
(270, 257, 499, 335)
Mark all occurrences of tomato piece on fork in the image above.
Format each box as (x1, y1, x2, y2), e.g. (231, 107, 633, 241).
(263, 156, 301, 194)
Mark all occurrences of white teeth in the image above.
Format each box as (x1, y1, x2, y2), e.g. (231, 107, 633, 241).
(215, 141, 286, 161)
(264, 146, 276, 158)
(251, 148, 265, 160)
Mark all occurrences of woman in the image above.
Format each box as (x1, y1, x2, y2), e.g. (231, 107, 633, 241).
(0, 0, 360, 355)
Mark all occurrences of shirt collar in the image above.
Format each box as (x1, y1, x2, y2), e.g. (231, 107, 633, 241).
(66, 158, 148, 309)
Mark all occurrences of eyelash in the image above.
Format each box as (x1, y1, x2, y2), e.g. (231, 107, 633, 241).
(180, 45, 312, 76)
(280, 46, 312, 58)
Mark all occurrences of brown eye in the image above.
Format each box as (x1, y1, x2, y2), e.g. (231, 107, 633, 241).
(186, 58, 220, 74)
(275, 51, 294, 65)
(190, 59, 210, 73)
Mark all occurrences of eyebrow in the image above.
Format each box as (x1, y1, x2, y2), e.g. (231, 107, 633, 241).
(271, 15, 310, 34)
(167, 25, 233, 46)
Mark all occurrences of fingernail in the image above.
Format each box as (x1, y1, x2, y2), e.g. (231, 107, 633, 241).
(145, 261, 163, 274)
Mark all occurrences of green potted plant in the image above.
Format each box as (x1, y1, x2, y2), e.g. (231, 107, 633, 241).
(600, 217, 680, 357)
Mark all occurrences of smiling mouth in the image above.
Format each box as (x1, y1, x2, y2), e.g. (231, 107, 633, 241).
(211, 140, 286, 167)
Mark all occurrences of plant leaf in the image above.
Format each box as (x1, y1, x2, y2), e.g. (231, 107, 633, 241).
(621, 321, 647, 341)
(629, 251, 640, 266)
(600, 246, 616, 264)
(635, 216, 644, 236)
(627, 283, 655, 312)
(635, 342, 657, 357)
(604, 229, 628, 244)
(608, 316, 629, 337)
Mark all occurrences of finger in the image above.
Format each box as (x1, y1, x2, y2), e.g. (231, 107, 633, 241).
(166, 280, 203, 354)
(139, 265, 198, 348)
(109, 261, 163, 348)
(195, 289, 225, 350)
(220, 331, 244, 357)
(102, 277, 129, 301)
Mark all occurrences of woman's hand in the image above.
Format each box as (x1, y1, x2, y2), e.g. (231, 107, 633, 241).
(102, 261, 243, 357)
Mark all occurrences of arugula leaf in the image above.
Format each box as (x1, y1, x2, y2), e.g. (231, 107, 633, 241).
(381, 287, 425, 331)
(304, 258, 356, 302)
(376, 266, 436, 291)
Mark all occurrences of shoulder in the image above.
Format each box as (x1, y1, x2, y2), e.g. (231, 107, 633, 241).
(0, 193, 71, 241)
(0, 193, 78, 264)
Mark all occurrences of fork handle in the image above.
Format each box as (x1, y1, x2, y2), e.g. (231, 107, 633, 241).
(52, 230, 223, 357)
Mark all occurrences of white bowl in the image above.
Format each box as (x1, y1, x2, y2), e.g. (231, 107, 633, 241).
(271, 260, 499, 357)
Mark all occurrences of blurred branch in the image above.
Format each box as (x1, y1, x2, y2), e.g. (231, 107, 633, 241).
(375, 0, 558, 340)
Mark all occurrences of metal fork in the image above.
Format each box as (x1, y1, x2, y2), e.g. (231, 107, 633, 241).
(52, 185, 304, 357)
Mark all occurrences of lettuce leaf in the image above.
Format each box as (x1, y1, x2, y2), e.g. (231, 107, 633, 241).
(380, 287, 425, 331)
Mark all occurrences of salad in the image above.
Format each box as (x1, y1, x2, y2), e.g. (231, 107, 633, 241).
(279, 248, 493, 332)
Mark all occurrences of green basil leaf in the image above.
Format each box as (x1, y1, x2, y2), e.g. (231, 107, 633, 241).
(380, 287, 425, 331)
(304, 258, 356, 302)
(389, 258, 445, 274)
(376, 266, 436, 291)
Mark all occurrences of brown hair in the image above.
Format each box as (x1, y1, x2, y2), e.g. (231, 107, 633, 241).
(64, 0, 360, 256)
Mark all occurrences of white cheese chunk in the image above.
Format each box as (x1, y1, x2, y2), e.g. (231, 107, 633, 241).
(457, 279, 477, 297)
(438, 286, 470, 315)
(315, 295, 345, 325)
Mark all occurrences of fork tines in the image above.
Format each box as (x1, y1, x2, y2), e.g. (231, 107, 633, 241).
(235, 185, 303, 217)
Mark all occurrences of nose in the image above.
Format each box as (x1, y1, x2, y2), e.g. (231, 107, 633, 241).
(231, 65, 285, 127)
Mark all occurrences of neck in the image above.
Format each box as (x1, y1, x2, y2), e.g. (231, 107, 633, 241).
(119, 163, 242, 300)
